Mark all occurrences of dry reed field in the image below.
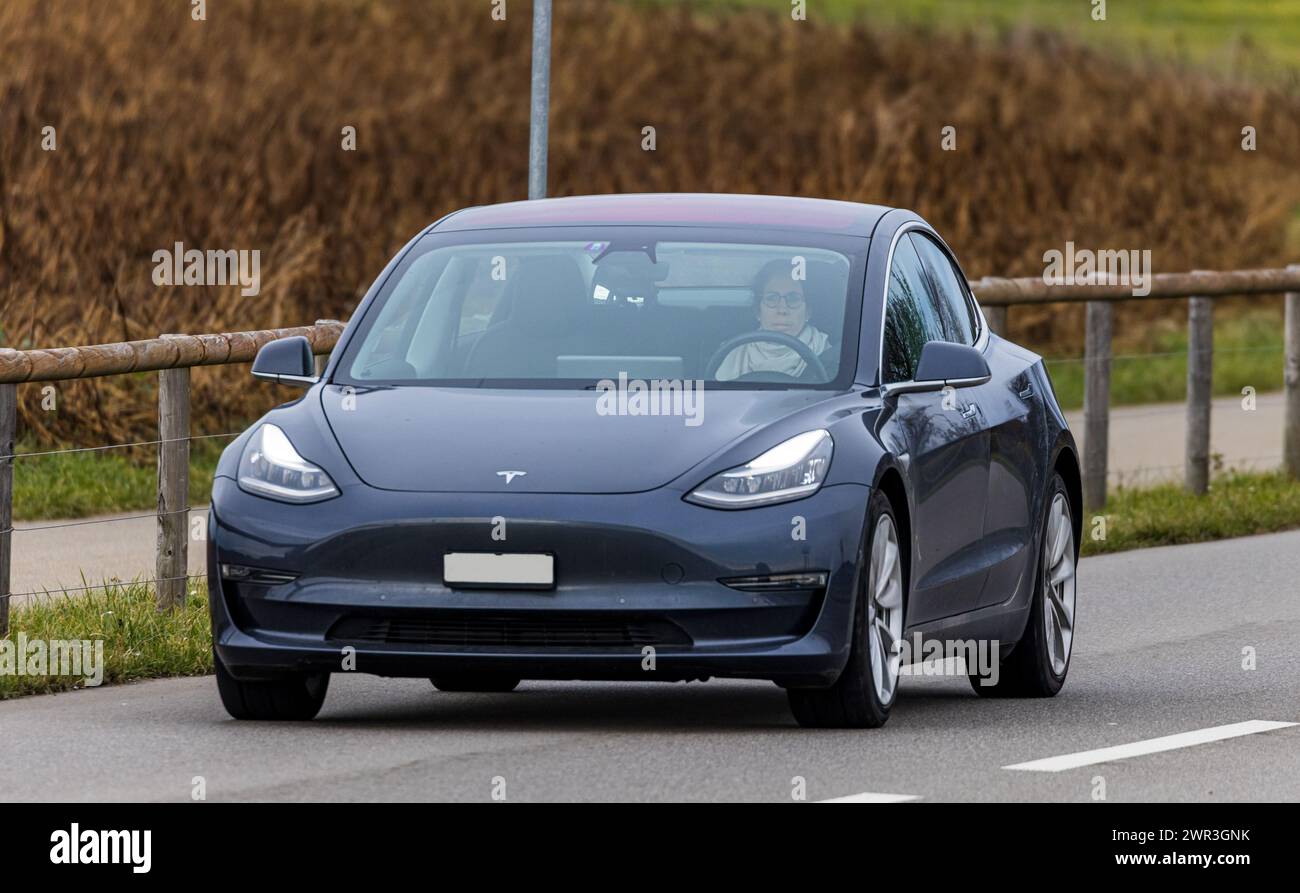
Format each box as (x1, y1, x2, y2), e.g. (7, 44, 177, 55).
(1, 0, 1298, 443)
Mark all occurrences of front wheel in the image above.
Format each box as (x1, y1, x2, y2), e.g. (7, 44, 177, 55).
(214, 651, 330, 720)
(969, 472, 1077, 697)
(788, 489, 905, 728)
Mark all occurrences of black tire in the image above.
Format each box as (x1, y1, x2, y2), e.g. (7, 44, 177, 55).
(430, 676, 521, 693)
(214, 651, 330, 720)
(788, 489, 903, 728)
(969, 472, 1076, 698)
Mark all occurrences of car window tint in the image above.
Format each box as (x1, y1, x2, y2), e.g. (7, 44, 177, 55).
(882, 236, 946, 383)
(340, 235, 862, 387)
(909, 233, 977, 346)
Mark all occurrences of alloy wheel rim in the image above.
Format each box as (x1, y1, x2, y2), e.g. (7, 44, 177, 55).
(867, 514, 904, 705)
(1042, 493, 1077, 676)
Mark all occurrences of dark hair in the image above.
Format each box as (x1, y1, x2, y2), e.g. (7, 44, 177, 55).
(751, 258, 804, 310)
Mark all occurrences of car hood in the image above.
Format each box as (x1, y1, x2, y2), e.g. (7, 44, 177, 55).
(320, 385, 831, 493)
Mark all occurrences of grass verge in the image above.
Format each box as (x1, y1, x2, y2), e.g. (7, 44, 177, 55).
(12, 437, 226, 521)
(1083, 470, 1300, 556)
(0, 579, 212, 699)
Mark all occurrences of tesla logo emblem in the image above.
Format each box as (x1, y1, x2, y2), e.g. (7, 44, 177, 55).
(496, 470, 527, 484)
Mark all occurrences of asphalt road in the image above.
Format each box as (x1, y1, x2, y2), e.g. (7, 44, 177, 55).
(9, 508, 208, 604)
(7, 392, 1287, 601)
(2, 528, 1297, 802)
(1062, 390, 1285, 487)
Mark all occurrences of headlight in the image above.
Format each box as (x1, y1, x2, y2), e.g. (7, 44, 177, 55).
(237, 424, 339, 503)
(686, 430, 833, 509)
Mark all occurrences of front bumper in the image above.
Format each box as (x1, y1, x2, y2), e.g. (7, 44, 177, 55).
(208, 477, 870, 685)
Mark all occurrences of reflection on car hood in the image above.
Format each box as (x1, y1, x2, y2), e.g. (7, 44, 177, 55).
(320, 385, 831, 494)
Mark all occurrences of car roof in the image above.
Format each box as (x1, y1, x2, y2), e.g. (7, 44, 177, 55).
(432, 193, 893, 237)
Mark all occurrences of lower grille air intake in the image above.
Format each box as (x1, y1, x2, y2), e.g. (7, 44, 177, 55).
(328, 613, 691, 649)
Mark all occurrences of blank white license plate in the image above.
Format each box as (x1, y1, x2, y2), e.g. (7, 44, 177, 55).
(443, 552, 555, 589)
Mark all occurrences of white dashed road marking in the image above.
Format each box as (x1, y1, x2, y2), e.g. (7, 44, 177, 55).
(1003, 720, 1298, 772)
(819, 792, 921, 803)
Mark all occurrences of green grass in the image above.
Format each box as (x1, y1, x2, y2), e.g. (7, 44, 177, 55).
(1082, 470, 1300, 556)
(0, 579, 212, 699)
(12, 437, 226, 521)
(1043, 309, 1284, 411)
(637, 0, 1300, 75)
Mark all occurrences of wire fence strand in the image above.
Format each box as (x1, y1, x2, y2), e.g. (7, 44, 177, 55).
(12, 506, 206, 533)
(2, 574, 206, 602)
(1105, 454, 1283, 484)
(0, 431, 240, 463)
(1069, 404, 1218, 421)
(1044, 344, 1284, 365)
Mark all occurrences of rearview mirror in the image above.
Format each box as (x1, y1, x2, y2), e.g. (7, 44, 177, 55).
(252, 336, 318, 387)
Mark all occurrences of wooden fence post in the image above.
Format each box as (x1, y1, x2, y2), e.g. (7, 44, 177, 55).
(156, 366, 190, 610)
(983, 305, 1007, 336)
(0, 382, 15, 635)
(1286, 268, 1300, 480)
(1185, 296, 1213, 494)
(1083, 301, 1112, 511)
(314, 319, 341, 377)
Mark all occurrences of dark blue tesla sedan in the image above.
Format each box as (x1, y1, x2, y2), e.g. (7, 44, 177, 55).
(208, 193, 1081, 728)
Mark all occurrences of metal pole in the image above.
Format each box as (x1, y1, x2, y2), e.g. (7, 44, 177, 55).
(0, 382, 15, 635)
(1083, 301, 1112, 511)
(1185, 296, 1214, 494)
(528, 0, 552, 200)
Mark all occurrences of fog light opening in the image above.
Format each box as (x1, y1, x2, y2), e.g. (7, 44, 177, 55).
(220, 564, 299, 585)
(721, 572, 828, 591)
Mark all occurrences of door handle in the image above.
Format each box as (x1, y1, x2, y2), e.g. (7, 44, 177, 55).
(961, 403, 978, 419)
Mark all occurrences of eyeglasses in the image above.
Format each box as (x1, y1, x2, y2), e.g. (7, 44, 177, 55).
(761, 291, 805, 310)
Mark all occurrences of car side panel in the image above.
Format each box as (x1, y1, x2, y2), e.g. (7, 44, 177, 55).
(876, 391, 990, 624)
(976, 334, 1047, 609)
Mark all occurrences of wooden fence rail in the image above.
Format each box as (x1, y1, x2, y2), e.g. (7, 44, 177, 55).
(0, 321, 343, 633)
(970, 266, 1300, 305)
(0, 264, 1299, 633)
(972, 266, 1300, 510)
(0, 322, 345, 384)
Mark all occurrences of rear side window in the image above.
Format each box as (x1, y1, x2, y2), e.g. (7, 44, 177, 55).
(909, 233, 978, 346)
(882, 236, 948, 383)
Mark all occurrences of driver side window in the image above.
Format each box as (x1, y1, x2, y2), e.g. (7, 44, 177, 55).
(882, 236, 947, 383)
(910, 233, 978, 346)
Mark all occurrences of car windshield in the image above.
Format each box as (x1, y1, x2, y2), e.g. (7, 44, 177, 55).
(334, 228, 865, 389)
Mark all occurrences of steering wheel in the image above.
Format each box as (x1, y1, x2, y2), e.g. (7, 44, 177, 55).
(705, 331, 829, 382)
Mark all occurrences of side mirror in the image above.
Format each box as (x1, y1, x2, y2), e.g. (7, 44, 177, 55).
(914, 341, 991, 388)
(884, 340, 991, 396)
(252, 336, 318, 387)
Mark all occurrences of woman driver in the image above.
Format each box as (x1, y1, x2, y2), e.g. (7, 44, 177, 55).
(715, 259, 832, 381)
